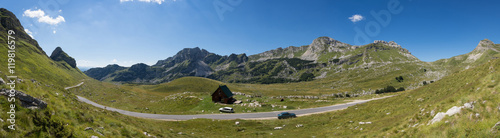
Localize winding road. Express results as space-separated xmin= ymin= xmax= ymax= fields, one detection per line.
xmin=76 ymin=95 xmax=393 ymax=121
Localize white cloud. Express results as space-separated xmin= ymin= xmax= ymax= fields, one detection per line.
xmin=112 ymin=59 xmax=118 ymax=63
xmin=23 ymin=9 xmax=65 ymax=25
xmin=24 ymin=29 xmax=34 ymax=39
xmin=349 ymin=14 xmax=364 ymax=23
xmin=53 ymin=30 xmax=57 ymax=34
xmin=120 ymin=0 xmax=167 ymax=4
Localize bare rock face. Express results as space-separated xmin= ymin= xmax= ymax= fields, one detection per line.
xmin=373 ymin=40 xmax=401 ymax=48
xmin=0 ymin=89 xmax=47 ymax=109
xmin=473 ymin=39 xmax=498 ymax=53
xmin=301 ymin=37 xmax=353 ymax=61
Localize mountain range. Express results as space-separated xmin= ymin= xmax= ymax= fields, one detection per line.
xmin=84 ymin=36 xmax=499 ymax=85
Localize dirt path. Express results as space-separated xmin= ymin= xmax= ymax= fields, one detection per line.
xmin=65 ymin=82 xmax=84 ymax=90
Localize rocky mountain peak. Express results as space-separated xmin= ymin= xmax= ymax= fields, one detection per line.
xmin=50 ymin=47 xmax=77 ymax=68
xmin=473 ymin=39 xmax=497 ymax=53
xmin=176 ymin=47 xmax=209 ymax=60
xmin=373 ymin=40 xmax=401 ymax=48
xmin=155 ymin=47 xmax=210 ymax=67
xmin=310 ymin=37 xmax=351 ymax=48
xmin=301 ymin=37 xmax=353 ymax=61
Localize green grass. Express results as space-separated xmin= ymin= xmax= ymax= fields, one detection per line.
xmin=81 ymin=57 xmax=500 ymax=137
xmin=61 ymin=56 xmax=500 ymax=137
xmin=72 ymin=76 xmax=387 ymax=115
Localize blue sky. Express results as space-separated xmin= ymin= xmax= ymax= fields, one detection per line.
xmin=2 ymin=0 xmax=500 ymax=67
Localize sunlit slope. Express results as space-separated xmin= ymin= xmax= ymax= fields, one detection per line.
xmin=286 ymin=56 xmax=500 ymax=137
xmin=0 ymin=8 xmax=184 ymax=137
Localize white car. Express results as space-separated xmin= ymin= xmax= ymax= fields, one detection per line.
xmin=219 ymin=107 xmax=234 ymax=113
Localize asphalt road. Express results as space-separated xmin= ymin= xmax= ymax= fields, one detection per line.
xmin=77 ymin=95 xmax=393 ymax=120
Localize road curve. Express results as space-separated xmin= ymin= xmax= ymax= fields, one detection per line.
xmin=77 ymin=95 xmax=394 ymax=120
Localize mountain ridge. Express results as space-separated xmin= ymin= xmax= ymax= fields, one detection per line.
xmin=84 ymin=36 xmax=430 ymax=84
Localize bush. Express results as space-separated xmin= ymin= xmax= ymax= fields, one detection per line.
xmin=331 ymin=58 xmax=340 ymax=63
xmin=375 ymin=86 xmax=405 ymax=94
xmin=299 ymin=73 xmax=315 ymax=81
xmin=32 ymin=110 xmax=73 ymax=137
xmin=395 ymin=76 xmax=404 ymax=82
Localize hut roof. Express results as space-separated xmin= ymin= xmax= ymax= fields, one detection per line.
xmin=213 ymin=85 xmax=233 ymax=98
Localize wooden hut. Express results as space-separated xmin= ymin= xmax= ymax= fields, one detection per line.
xmin=211 ymin=85 xmax=236 ymax=104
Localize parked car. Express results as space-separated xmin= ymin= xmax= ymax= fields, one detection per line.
xmin=219 ymin=107 xmax=234 ymax=113
xmin=278 ymin=112 xmax=296 ymax=119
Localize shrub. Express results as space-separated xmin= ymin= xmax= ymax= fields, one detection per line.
xmin=299 ymin=73 xmax=315 ymax=81
xmin=331 ymin=58 xmax=340 ymax=63
xmin=375 ymin=86 xmax=405 ymax=94
xmin=395 ymin=76 xmax=404 ymax=82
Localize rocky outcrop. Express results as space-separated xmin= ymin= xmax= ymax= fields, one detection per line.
xmin=473 ymin=39 xmax=499 ymax=53
xmin=301 ymin=37 xmax=355 ymax=61
xmin=50 ymin=47 xmax=77 ymax=68
xmin=0 ymin=89 xmax=47 ymax=109
xmin=373 ymin=40 xmax=401 ymax=48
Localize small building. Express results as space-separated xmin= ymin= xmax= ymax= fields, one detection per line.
xmin=212 ymin=85 xmax=236 ymax=104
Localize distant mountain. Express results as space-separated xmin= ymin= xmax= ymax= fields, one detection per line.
xmin=84 ymin=47 xmax=251 ymax=83
xmin=84 ymin=64 xmax=127 ymax=81
xmin=84 ymin=36 xmax=429 ymax=84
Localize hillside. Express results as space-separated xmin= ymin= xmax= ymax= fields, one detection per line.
xmin=0 ymin=8 xmax=210 ymax=137
xmin=432 ymin=39 xmax=500 ymax=74
xmin=70 ymin=52 xmax=500 ymax=137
